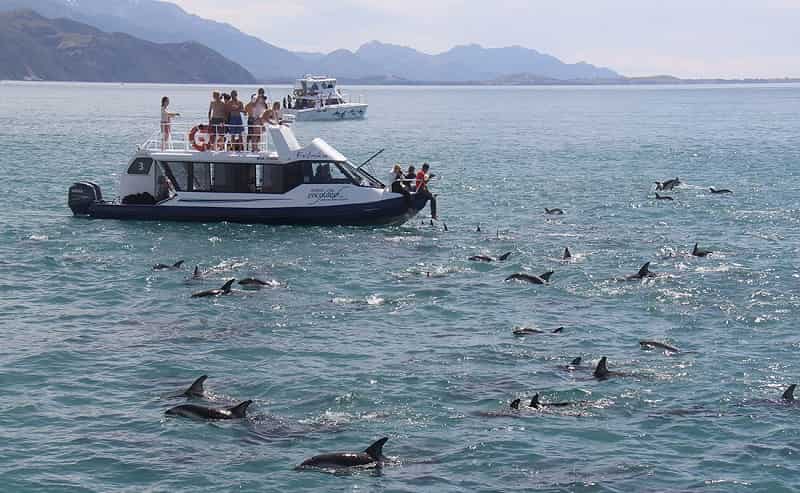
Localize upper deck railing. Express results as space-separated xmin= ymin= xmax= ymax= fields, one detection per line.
xmin=142 ymin=121 xmax=289 ymax=154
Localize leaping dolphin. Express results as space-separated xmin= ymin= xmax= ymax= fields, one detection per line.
xmin=655 ymin=192 xmax=674 ymax=201
xmin=191 ymin=279 xmax=235 ymax=298
xmin=505 ymin=271 xmax=554 ymax=284
xmin=297 ymin=437 xmax=389 ymax=470
xmin=165 ymin=400 xmax=252 ymax=420
xmin=153 ymin=260 xmax=184 ymax=270
xmin=655 ymin=177 xmax=681 ymax=191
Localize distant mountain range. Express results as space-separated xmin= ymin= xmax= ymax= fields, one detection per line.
xmin=0 ymin=10 xmax=254 ymax=83
xmin=0 ymin=0 xmax=622 ymax=83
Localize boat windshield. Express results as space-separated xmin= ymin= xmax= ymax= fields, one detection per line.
xmin=338 ymin=160 xmax=383 ymax=188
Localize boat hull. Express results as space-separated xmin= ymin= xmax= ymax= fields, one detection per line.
xmin=286 ymin=103 xmax=368 ymax=121
xmin=81 ymin=194 xmax=428 ymax=226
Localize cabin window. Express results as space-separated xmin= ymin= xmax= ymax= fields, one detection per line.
xmin=213 ymin=164 xmax=256 ymax=193
xmin=127 ymin=158 xmax=153 ymax=175
xmin=304 ymin=162 xmax=355 ymax=185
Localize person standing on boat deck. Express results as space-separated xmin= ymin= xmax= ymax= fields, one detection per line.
xmin=268 ymin=101 xmax=282 ymax=125
xmin=221 ymin=93 xmax=232 ymax=150
xmin=405 ymin=165 xmax=417 ymax=192
xmin=248 ymin=88 xmax=268 ymax=151
xmin=208 ymin=91 xmax=226 ymax=151
xmin=416 ymin=163 xmax=438 ymax=219
xmin=160 ymin=96 xmax=179 ymax=150
xmin=227 ymin=90 xmax=245 ymax=151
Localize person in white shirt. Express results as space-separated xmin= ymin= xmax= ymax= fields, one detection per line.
xmin=160 ymin=96 xmax=179 ymax=150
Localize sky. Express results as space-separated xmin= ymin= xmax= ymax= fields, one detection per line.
xmin=171 ymin=0 xmax=800 ymax=78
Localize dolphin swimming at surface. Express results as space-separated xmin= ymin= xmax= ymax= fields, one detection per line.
xmin=153 ymin=260 xmax=184 ymax=270
xmin=783 ymin=384 xmax=796 ymax=401
xmin=562 ymin=247 xmax=572 ymax=260
xmin=691 ymin=243 xmax=712 ymax=257
xmin=639 ymin=340 xmax=680 ymax=353
xmin=469 ymin=252 xmax=512 ymax=262
xmin=622 ymin=262 xmax=656 ymax=281
xmin=191 ymin=279 xmax=235 ymax=298
xmin=709 ymin=187 xmax=733 ymax=194
xmin=505 ymin=271 xmax=554 ymax=284
xmin=545 ymin=208 xmax=564 ymax=215
xmin=297 ymin=437 xmax=389 ymax=470
xmin=181 ymin=375 xmax=208 ymax=397
xmin=165 ymin=400 xmax=252 ymax=420
xmin=593 ymin=357 xmax=628 ymax=380
xmin=513 ymin=326 xmax=563 ymax=335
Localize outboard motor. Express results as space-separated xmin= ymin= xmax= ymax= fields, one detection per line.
xmin=68 ymin=181 xmax=102 ymax=216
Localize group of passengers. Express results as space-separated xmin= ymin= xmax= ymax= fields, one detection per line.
xmin=159 ymin=88 xmax=284 ymax=151
xmin=389 ymin=163 xmax=437 ymax=219
xmin=208 ymin=88 xmax=283 ymax=151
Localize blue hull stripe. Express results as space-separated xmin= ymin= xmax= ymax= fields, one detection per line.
xmin=86 ymin=195 xmax=429 ymax=226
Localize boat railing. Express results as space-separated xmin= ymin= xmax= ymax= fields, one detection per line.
xmin=141 ymin=122 xmax=286 ymax=153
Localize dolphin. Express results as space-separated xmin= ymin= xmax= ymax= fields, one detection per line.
xmin=153 ymin=260 xmax=184 ymax=270
xmin=623 ymin=262 xmax=656 ymax=281
xmin=476 ymin=224 xmax=481 ymax=232
xmin=182 ymin=375 xmax=208 ymax=397
xmin=561 ymin=356 xmax=582 ymax=371
xmin=563 ymin=247 xmax=572 ymax=260
xmin=191 ymin=265 xmax=203 ymax=279
xmin=297 ymin=437 xmax=388 ymax=469
xmin=238 ymin=278 xmax=270 ymax=287
xmin=545 ymin=208 xmax=564 ymax=215
xmin=593 ymin=356 xmax=626 ymax=380
xmin=783 ymin=384 xmax=797 ymax=401
xmin=468 ymin=252 xmax=512 ymax=262
xmin=692 ymin=243 xmax=712 ymax=257
xmin=656 ymin=177 xmax=681 ymax=191
xmin=639 ymin=340 xmax=680 ymax=353
xmin=191 ymin=279 xmax=235 ymax=298
xmin=443 ymin=223 xmax=449 ymax=232
xmin=528 ymin=393 xmax=582 ymax=409
xmin=709 ymin=187 xmax=733 ymax=194
xmin=513 ymin=326 xmax=563 ymax=335
xmin=655 ymin=192 xmax=674 ymax=201
xmin=165 ymin=400 xmax=252 ymax=420
xmin=505 ymin=271 xmax=554 ymax=284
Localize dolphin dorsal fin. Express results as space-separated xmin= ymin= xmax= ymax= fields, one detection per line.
xmin=221 ymin=279 xmax=236 ymax=293
xmin=570 ymin=357 xmax=582 ymax=366
xmin=228 ymin=400 xmax=253 ymax=418
xmin=529 ymin=394 xmax=541 ymax=408
xmin=594 ymin=357 xmax=609 ymax=378
xmin=563 ymin=247 xmax=571 ymax=260
xmin=544 ymin=208 xmax=550 ymax=214
xmin=510 ymin=398 xmax=521 ymax=410
xmin=539 ymin=271 xmax=554 ymax=282
xmin=173 ymin=260 xmax=184 ymax=268
xmin=552 ymin=327 xmax=564 ymax=334
xmin=193 ymin=265 xmax=200 ymax=278
xmin=364 ymin=437 xmax=389 ymax=460
xmin=637 ymin=262 xmax=651 ymax=278
xmin=692 ymin=243 xmax=699 ymax=255
xmin=185 ymin=375 xmax=207 ymax=396
xmin=783 ymin=384 xmax=796 ymax=401
xmin=498 ymin=252 xmax=512 ymax=261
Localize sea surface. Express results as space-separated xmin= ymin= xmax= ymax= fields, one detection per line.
xmin=1 ymin=81 xmax=799 ymax=492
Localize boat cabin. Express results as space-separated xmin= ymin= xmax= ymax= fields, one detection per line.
xmin=292 ymin=75 xmax=346 ymax=109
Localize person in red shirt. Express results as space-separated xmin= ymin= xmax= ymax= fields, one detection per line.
xmin=415 ymin=163 xmax=437 ymax=219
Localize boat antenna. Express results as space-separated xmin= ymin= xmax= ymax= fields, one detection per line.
xmin=357 ymin=149 xmax=385 ymax=170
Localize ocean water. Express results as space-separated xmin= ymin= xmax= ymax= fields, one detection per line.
xmin=1 ymin=81 xmax=799 ymax=492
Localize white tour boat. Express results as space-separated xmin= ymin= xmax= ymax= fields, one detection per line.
xmin=284 ymin=76 xmax=367 ymax=121
xmin=67 ymin=122 xmax=430 ymax=225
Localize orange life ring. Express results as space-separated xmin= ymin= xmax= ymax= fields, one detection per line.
xmin=188 ymin=125 xmax=210 ymax=151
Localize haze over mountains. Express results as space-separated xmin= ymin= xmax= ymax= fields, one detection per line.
xmin=0 ymin=0 xmax=622 ymax=83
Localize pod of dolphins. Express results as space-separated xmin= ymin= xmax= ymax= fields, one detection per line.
xmin=146 ymin=176 xmax=787 ymax=474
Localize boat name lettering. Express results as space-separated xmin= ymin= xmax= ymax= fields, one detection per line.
xmin=307 ymin=187 xmax=347 ymax=204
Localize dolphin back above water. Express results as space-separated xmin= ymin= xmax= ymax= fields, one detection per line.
xmin=297 ymin=437 xmax=389 ymax=469
xmin=165 ymin=400 xmax=252 ymax=420
xmin=505 ymin=271 xmax=554 ymax=284
xmin=623 ymin=262 xmax=655 ymax=281
xmin=783 ymin=384 xmax=796 ymax=401
xmin=154 ymin=260 xmax=184 ymax=270
xmin=183 ymin=375 xmax=207 ymax=397
xmin=191 ymin=279 xmax=235 ymax=298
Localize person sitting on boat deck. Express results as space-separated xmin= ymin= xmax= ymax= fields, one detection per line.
xmin=416 ymin=163 xmax=438 ymax=219
xmin=227 ymin=90 xmax=245 ymax=151
xmin=389 ymin=164 xmax=412 ymax=203
xmin=160 ymin=96 xmax=179 ymax=150
xmin=405 ymin=165 xmax=417 ymax=192
xmin=208 ymin=91 xmax=226 ymax=151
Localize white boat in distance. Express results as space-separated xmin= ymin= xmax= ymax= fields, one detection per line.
xmin=284 ymin=76 xmax=368 ymax=121
xmin=67 ymin=122 xmax=429 ymax=225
